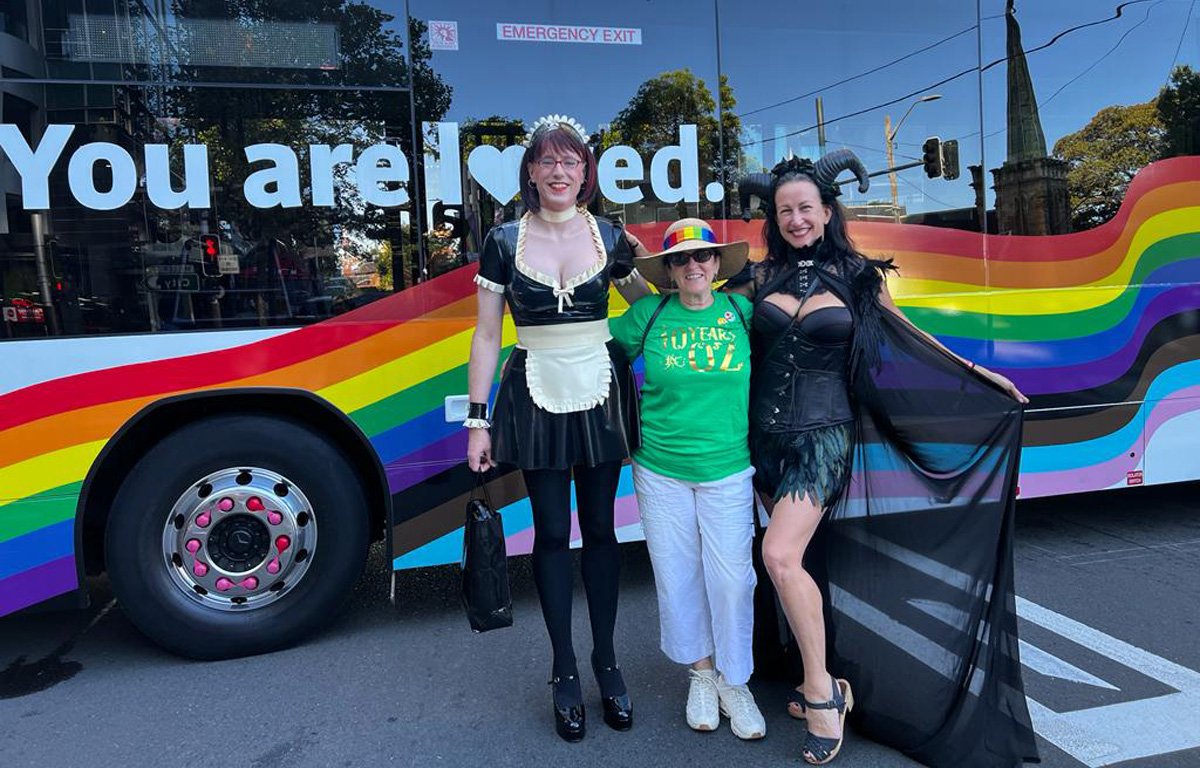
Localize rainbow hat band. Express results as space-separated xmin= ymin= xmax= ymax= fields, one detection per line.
xmin=662 ymin=225 xmax=718 ymax=251
xmin=634 ymin=217 xmax=750 ymax=290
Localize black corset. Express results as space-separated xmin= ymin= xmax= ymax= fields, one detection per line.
xmin=750 ymin=300 xmax=854 ymax=432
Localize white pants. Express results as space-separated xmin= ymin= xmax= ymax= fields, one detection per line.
xmin=632 ymin=462 xmax=757 ymax=685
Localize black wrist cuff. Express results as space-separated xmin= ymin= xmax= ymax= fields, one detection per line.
xmin=468 ymin=401 xmax=489 ymax=420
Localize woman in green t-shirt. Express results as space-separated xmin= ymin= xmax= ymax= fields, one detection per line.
xmin=610 ymin=218 xmax=766 ymax=741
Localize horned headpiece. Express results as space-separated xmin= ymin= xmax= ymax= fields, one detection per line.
xmin=737 ymin=149 xmax=870 ymax=221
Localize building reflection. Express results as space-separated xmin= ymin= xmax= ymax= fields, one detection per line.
xmin=990 ymin=0 xmax=1071 ymax=236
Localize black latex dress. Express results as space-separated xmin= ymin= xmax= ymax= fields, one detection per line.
xmin=476 ymin=213 xmax=640 ymax=470
xmin=735 ymin=245 xmax=1040 ymax=767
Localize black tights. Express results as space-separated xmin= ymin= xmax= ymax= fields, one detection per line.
xmin=524 ymin=461 xmax=623 ymax=686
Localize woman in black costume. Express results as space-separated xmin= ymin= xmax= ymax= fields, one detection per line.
xmin=465 ymin=115 xmax=651 ymax=743
xmin=730 ymin=151 xmax=1039 ymax=766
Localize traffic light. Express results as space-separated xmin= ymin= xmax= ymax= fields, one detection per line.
xmin=922 ymin=137 xmax=942 ymax=179
xmin=940 ymin=139 xmax=960 ymax=181
xmin=199 ymin=234 xmax=221 ymax=276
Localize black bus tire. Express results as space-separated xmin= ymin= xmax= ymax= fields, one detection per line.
xmin=105 ymin=412 xmax=370 ymax=660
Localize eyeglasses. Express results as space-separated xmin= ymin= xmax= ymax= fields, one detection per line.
xmin=664 ymin=250 xmax=718 ymax=267
xmin=536 ymin=157 xmax=582 ymax=171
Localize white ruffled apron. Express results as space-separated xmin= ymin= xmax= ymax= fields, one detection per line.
xmin=515 ymin=319 xmax=612 ymax=414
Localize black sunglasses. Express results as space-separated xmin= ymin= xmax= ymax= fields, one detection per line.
xmin=664 ymin=250 xmax=718 ymax=268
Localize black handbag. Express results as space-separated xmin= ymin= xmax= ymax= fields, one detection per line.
xmin=460 ymin=472 xmax=513 ymax=633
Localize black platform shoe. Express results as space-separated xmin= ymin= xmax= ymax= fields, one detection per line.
xmin=549 ymin=674 xmax=586 ymax=742
xmin=591 ymin=656 xmax=633 ymax=731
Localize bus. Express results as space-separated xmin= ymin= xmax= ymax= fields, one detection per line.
xmin=2 ymin=0 xmax=1197 ymax=658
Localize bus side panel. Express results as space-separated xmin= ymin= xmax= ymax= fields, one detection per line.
xmin=0 ymin=268 xmax=480 ymax=616
xmin=1018 ymin=404 xmax=1145 ymax=498
xmin=0 ymin=486 xmax=84 ymax=614
xmin=1144 ymin=394 xmax=1200 ymax=486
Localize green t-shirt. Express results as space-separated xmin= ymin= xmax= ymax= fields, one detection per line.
xmin=610 ymin=292 xmax=752 ymax=483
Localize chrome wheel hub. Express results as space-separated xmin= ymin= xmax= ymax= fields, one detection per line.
xmin=161 ymin=467 xmax=317 ymax=612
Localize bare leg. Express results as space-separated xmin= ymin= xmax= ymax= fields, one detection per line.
xmin=691 ymin=656 xmax=714 ymax=671
xmin=760 ymin=491 xmax=840 ymax=746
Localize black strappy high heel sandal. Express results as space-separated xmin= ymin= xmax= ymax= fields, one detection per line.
xmin=801 ymin=678 xmax=854 ymax=765
xmin=591 ymin=653 xmax=633 ymax=731
xmin=549 ymin=674 xmax=586 ymax=743
xmin=788 ymin=686 xmax=807 ymax=720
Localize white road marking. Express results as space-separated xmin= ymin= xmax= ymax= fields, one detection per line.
xmin=831 ymin=528 xmax=1200 ymax=766
xmin=907 ymin=597 xmax=1120 ymax=691
xmin=1017 ymin=597 xmax=1200 ymax=767
xmin=1017 ymin=640 xmax=1120 ymax=691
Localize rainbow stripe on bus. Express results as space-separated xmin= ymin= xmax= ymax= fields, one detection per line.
xmin=2 ymin=156 xmax=1197 ymax=616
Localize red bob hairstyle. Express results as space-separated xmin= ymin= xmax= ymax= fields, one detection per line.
xmin=519 ymin=127 xmax=599 ymax=212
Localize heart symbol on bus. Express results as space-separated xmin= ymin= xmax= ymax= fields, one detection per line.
xmin=467 ymin=144 xmax=525 ymax=203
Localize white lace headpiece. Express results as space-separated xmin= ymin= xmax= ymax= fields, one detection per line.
xmin=525 ymin=114 xmax=589 ymax=146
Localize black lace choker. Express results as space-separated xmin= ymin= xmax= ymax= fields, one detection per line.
xmin=783 ymin=241 xmax=822 ymax=298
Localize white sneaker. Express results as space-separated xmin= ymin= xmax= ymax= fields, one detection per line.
xmin=716 ymin=674 xmax=766 ymax=740
xmin=686 ymin=668 xmax=720 ymax=731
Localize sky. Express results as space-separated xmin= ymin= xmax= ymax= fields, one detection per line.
xmin=403 ymin=0 xmax=1200 ymax=214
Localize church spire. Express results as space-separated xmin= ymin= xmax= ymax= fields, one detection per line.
xmin=1005 ymin=0 xmax=1049 ymax=163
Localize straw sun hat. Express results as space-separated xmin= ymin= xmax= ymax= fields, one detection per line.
xmin=634 ymin=218 xmax=749 ymax=291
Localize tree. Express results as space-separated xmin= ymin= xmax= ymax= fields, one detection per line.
xmin=458 ymin=116 xmax=527 ymax=154
xmin=602 ymin=69 xmax=743 ymax=216
xmin=166 ymin=5 xmax=452 ymax=286
xmin=1158 ymin=65 xmax=1200 ymax=158
xmin=1052 ymin=100 xmax=1164 ymax=231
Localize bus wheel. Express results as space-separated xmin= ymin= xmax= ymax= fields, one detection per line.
xmin=105 ymin=413 xmax=370 ymax=659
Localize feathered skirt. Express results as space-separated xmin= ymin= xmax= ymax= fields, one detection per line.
xmin=750 ymin=421 xmax=853 ymax=509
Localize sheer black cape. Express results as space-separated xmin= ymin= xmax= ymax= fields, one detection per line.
xmin=750 ymin=259 xmax=1040 ymax=767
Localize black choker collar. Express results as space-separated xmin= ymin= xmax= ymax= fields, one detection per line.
xmin=787 ymin=239 xmax=825 ymax=266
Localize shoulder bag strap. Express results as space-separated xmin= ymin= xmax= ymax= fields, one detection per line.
xmin=637 ymin=294 xmax=673 ymax=358
xmin=470 ymin=469 xmax=495 ymax=511
xmin=726 ymin=294 xmax=749 ymax=332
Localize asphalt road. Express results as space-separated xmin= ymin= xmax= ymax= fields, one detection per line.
xmin=2 ymin=483 xmax=1199 ymax=768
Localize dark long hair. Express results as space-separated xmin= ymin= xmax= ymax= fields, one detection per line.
xmin=518 ymin=128 xmax=599 ymax=212
xmin=762 ymin=170 xmax=862 ymax=273
xmin=740 ymin=152 xmax=897 ymax=371
xmin=737 ymin=151 xmax=886 ymax=284
xmin=751 ymin=158 xmax=898 ymax=373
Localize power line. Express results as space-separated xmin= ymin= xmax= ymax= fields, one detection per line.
xmin=1039 ymin=0 xmax=1163 ymax=109
xmin=1168 ymin=0 xmax=1197 ymax=77
xmin=823 ymin=138 xmax=921 ymax=162
xmin=979 ymin=0 xmax=1157 ymax=72
xmin=742 ymin=2 xmax=1155 ymax=150
xmin=846 ymin=140 xmax=920 ymax=162
xmin=951 ymin=0 xmax=1163 ymax=149
xmin=899 ymin=175 xmax=959 ymax=210
xmin=736 ymin=1 xmax=1154 ymax=131
xmin=740 ymin=67 xmax=975 ymax=149
xmin=736 ymin=25 xmax=977 ymax=119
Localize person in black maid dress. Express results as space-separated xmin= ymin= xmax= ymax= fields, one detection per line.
xmin=464 ymin=114 xmax=652 ymax=743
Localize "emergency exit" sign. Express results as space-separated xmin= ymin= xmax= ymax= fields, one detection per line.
xmin=496 ymin=23 xmax=641 ymax=45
